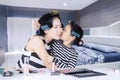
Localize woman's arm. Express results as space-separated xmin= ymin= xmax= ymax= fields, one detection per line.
xmin=31 ymin=36 xmax=54 ymax=69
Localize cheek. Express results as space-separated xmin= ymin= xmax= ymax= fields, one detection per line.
xmin=65 ymin=32 xmax=70 ymax=37
xmin=50 ymin=31 xmax=59 ymax=38
xmin=50 ymin=29 xmax=56 ymax=33
xmin=48 ymin=30 xmax=55 ymax=35
xmin=62 ymin=33 xmax=68 ymax=39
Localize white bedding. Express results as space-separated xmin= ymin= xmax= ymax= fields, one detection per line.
xmin=1 ymin=52 xmax=22 ymax=68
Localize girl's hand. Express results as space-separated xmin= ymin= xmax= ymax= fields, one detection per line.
xmin=33 ymin=20 xmax=41 ymax=30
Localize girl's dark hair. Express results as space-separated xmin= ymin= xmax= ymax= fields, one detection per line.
xmin=69 ymin=21 xmax=84 ymax=46
xmin=37 ymin=11 xmax=63 ymax=36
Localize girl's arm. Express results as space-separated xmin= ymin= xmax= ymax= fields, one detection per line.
xmin=53 ymin=53 xmax=78 ymax=68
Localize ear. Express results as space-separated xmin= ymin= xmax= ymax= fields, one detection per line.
xmin=73 ymin=36 xmax=76 ymax=41
xmin=70 ymin=36 xmax=76 ymax=42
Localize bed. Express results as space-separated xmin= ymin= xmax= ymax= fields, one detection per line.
xmin=1 ymin=37 xmax=120 ymax=67
xmin=72 ymin=42 xmax=120 ymax=65
xmin=1 ymin=43 xmax=120 ymax=68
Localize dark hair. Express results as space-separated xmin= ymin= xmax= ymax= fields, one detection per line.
xmin=37 ymin=11 xmax=63 ymax=36
xmin=69 ymin=21 xmax=84 ymax=46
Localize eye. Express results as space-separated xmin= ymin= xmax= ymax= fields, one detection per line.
xmin=53 ymin=25 xmax=62 ymax=29
xmin=59 ymin=25 xmax=62 ymax=28
xmin=54 ymin=26 xmax=58 ymax=29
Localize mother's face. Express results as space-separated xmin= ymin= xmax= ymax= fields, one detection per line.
xmin=47 ymin=17 xmax=63 ymax=40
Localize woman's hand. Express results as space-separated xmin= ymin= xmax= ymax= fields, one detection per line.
xmin=43 ymin=55 xmax=54 ymax=64
xmin=43 ymin=55 xmax=54 ymax=70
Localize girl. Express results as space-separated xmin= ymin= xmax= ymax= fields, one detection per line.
xmin=49 ymin=21 xmax=84 ymax=68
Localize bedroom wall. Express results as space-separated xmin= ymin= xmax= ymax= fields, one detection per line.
xmin=90 ymin=21 xmax=120 ymax=36
xmin=7 ymin=6 xmax=74 ymax=26
xmin=0 ymin=5 xmax=75 ymax=52
xmin=0 ymin=5 xmax=8 ymax=51
xmin=82 ymin=22 xmax=120 ymax=49
xmin=79 ymin=0 xmax=120 ymax=28
xmin=79 ymin=0 xmax=120 ymax=48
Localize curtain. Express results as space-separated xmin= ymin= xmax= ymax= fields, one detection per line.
xmin=7 ymin=17 xmax=36 ymax=52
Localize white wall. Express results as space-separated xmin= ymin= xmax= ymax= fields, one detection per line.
xmin=90 ymin=26 xmax=108 ymax=36
xmin=108 ymin=21 xmax=120 ymax=36
xmin=90 ymin=20 xmax=120 ymax=36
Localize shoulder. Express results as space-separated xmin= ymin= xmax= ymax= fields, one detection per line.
xmin=30 ymin=36 xmax=44 ymax=45
xmin=32 ymin=36 xmax=42 ymax=41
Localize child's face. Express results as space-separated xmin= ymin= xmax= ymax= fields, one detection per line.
xmin=61 ymin=24 xmax=72 ymax=41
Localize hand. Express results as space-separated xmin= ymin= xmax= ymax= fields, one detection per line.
xmin=43 ymin=55 xmax=54 ymax=64
xmin=33 ymin=20 xmax=41 ymax=30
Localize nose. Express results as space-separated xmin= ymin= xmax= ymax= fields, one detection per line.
xmin=58 ymin=27 xmax=63 ymax=33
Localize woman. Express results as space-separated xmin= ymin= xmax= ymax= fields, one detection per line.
xmin=49 ymin=20 xmax=84 ymax=68
xmin=16 ymin=11 xmax=63 ymax=70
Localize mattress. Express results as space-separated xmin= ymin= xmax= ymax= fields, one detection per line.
xmin=73 ymin=45 xmax=120 ymax=65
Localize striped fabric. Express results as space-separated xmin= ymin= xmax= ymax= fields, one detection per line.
xmin=16 ymin=38 xmax=50 ymax=69
xmin=16 ymin=51 xmax=46 ymax=69
xmin=50 ymin=40 xmax=78 ymax=68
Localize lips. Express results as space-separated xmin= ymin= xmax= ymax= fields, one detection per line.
xmin=58 ymin=34 xmax=62 ymax=37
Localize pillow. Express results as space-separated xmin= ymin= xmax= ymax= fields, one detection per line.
xmin=93 ymin=44 xmax=116 ymax=53
xmin=83 ymin=43 xmax=116 ymax=53
xmin=83 ymin=43 xmax=96 ymax=49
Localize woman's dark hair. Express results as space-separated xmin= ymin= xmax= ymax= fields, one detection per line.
xmin=37 ymin=11 xmax=63 ymax=36
xmin=69 ymin=21 xmax=84 ymax=46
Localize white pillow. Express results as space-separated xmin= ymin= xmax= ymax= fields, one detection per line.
xmin=83 ymin=43 xmax=96 ymax=49
xmin=83 ymin=43 xmax=116 ymax=53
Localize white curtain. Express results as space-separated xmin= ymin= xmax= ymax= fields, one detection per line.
xmin=7 ymin=17 xmax=35 ymax=52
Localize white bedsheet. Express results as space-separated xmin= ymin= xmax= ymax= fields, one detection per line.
xmin=1 ymin=52 xmax=22 ymax=68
